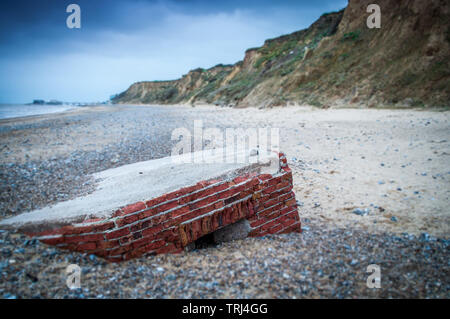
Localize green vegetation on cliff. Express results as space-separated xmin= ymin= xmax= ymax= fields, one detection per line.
xmin=113 ymin=0 xmax=450 ymax=108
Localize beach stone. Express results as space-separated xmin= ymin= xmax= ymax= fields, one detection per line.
xmin=352 ymin=208 xmax=369 ymax=216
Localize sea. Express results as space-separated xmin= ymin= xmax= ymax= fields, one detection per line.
xmin=0 ymin=104 xmax=78 ymax=120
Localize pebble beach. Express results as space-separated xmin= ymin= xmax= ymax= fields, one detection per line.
xmin=0 ymin=104 xmax=449 ymax=298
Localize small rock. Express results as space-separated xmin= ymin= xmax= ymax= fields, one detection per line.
xmin=156 ymin=267 xmax=164 ymax=273
xmin=166 ymin=274 xmax=176 ymax=281
xmin=353 ymin=208 xmax=369 ymax=216
xmin=420 ymin=233 xmax=430 ymax=242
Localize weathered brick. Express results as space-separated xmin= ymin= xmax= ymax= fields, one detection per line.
xmin=224 ymin=194 xmax=240 ymax=205
xmin=97 ymin=239 xmax=119 ymax=250
xmin=75 ymin=242 xmax=97 ymax=251
xmin=190 ymin=194 xmax=219 ymax=210
xmin=247 ymin=200 xmax=255 ymax=217
xmin=65 ymin=233 xmax=104 ymax=243
xmin=40 ymin=236 xmax=65 ymax=246
xmin=116 ymin=214 xmax=140 ymax=227
xmin=191 ymin=219 xmax=202 ymax=241
xmin=32 ymin=225 xmax=75 ymax=237
xmin=248 ymin=229 xmax=262 ymax=237
xmin=246 ymin=178 xmax=260 ymax=188
xmin=282 ymin=167 xmax=292 ymax=173
xmin=230 ymin=206 xmax=240 ymax=223
xmin=279 ymin=215 xmax=298 ymax=228
xmin=138 ymin=208 xmax=157 ymax=220
xmin=262 ymin=185 xmax=276 ymax=195
xmin=259 ymin=203 xmax=283 ymax=217
xmin=258 ymin=174 xmax=273 ymax=181
xmin=21 ymin=153 xmax=300 ymax=262
xmin=263 ymin=198 xmax=278 ymax=208
xmin=202 ymin=215 xmax=212 ymax=234
xmin=175 ymin=210 xmax=199 ymax=224
xmin=119 ymin=234 xmax=134 ymax=245
xmin=83 ymin=217 xmax=103 ymax=224
xmin=112 ymin=209 xmax=124 ymax=217
xmin=233 ymin=176 xmax=249 ymax=184
xmin=217 ymin=188 xmax=236 ymax=200
xmin=130 ymin=221 xmax=145 ymax=233
xmin=260 ymin=219 xmax=279 ymax=232
xmin=285 ymin=198 xmax=297 ymax=207
xmin=155 ymin=243 xmax=177 ymax=254
xmin=181 ymin=184 xmax=203 ymax=194
xmin=252 ymin=192 xmax=261 ymax=200
xmin=145 ymin=196 xmax=167 ymax=208
xmin=159 ymin=228 xmax=178 ymax=242
xmin=267 ymin=176 xmax=282 ymax=186
xmin=108 ymin=245 xmax=131 ymax=256
xmin=171 ymin=206 xmax=190 ymax=218
xmin=93 ymin=221 xmax=115 ymax=232
xmin=269 ymin=223 xmax=284 ymax=234
xmin=145 ymin=240 xmax=166 ymax=252
xmin=179 ymin=224 xmax=188 ymax=247
xmin=223 ymin=207 xmax=232 ymax=225
xmin=279 ymin=222 xmax=301 ymax=234
xmin=278 ymin=192 xmax=293 ymax=202
xmin=266 ymin=209 xmax=283 ymax=220
xmin=157 ymin=200 xmax=179 ymax=213
xmin=105 ymin=227 xmax=130 ymax=240
xmin=122 ymin=202 xmax=146 ymax=215
xmin=70 ymin=225 xmax=95 ymax=235
xmin=211 ymin=182 xmax=230 ymax=194
xmin=250 ymin=217 xmax=267 ymax=228
xmin=184 ymin=223 xmax=193 ymax=244
xmin=142 ymin=224 xmax=164 ymax=237
xmin=131 ymin=236 xmax=151 ymax=249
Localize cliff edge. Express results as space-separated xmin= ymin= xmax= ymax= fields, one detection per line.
xmin=113 ymin=0 xmax=450 ymax=108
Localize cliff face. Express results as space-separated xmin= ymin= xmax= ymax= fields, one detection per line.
xmin=113 ymin=0 xmax=450 ymax=108
xmin=112 ymin=64 xmax=234 ymax=105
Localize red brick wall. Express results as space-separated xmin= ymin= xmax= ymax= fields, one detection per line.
xmin=27 ymin=153 xmax=301 ymax=262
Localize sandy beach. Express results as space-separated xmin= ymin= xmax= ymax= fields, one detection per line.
xmin=0 ymin=104 xmax=449 ymax=298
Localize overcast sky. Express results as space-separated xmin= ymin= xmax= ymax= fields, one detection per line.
xmin=0 ymin=0 xmax=347 ymax=103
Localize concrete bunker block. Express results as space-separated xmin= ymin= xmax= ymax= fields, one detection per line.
xmin=0 ymin=148 xmax=301 ymax=262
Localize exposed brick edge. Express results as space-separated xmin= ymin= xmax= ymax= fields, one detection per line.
xmin=26 ymin=152 xmax=301 ymax=262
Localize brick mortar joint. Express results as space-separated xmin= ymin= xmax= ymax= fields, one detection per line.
xmin=102 ymin=174 xmax=290 ymax=235
xmin=33 ymin=173 xmax=294 ymax=240
xmin=250 ymin=207 xmax=299 ymax=230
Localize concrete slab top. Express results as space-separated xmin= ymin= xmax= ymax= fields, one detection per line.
xmin=0 ymin=149 xmax=279 ymax=229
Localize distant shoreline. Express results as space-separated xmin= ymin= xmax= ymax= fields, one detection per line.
xmin=0 ymin=104 xmax=91 ymax=121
